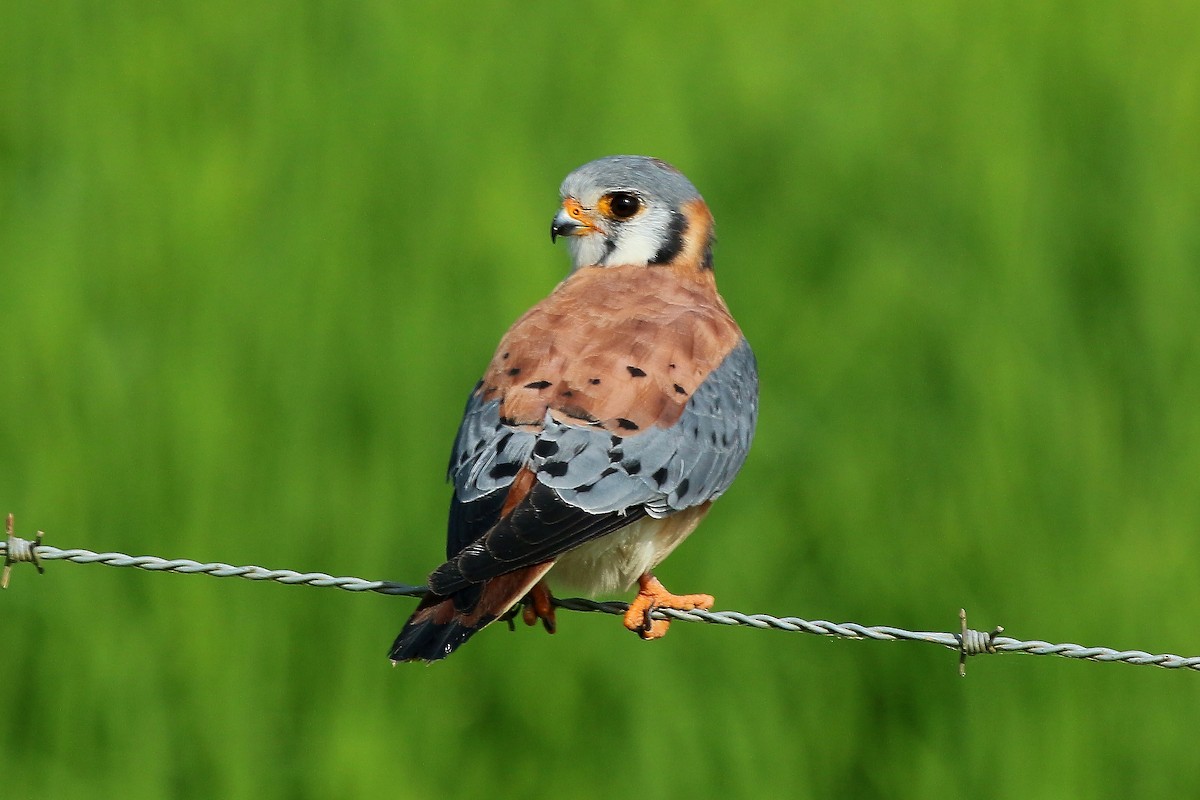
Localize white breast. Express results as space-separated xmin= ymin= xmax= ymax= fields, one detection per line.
xmin=547 ymin=506 xmax=710 ymax=596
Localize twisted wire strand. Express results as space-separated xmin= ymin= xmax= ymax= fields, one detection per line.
xmin=1 ymin=541 xmax=427 ymax=597
xmin=4 ymin=537 xmax=1199 ymax=672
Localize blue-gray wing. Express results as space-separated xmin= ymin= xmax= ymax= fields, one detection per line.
xmin=438 ymin=339 xmax=757 ymax=581
xmin=534 ymin=338 xmax=758 ymax=517
xmin=443 ymin=385 xmax=537 ymax=557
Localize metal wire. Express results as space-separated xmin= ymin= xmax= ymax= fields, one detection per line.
xmin=4 ymin=534 xmax=1199 ymax=672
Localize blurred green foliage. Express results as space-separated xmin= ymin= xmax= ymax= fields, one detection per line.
xmin=4 ymin=2 xmax=1200 ymax=798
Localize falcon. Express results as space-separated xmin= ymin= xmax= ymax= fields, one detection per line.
xmin=389 ymin=155 xmax=757 ymax=663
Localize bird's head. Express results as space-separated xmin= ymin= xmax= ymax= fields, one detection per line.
xmin=551 ymin=155 xmax=714 ymax=272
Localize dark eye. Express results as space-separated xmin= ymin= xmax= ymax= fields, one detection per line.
xmin=607 ymin=192 xmax=641 ymax=220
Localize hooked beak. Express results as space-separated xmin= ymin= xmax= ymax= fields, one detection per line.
xmin=550 ymin=197 xmax=598 ymax=243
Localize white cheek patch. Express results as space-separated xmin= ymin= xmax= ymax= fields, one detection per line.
xmin=567 ymin=209 xmax=674 ymax=270
xmin=603 ymin=222 xmax=666 ymax=266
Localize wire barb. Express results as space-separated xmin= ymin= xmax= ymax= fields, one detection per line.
xmin=958 ymin=608 xmax=1003 ymax=676
xmin=2 ymin=514 xmax=45 ymax=589
xmin=2 ymin=519 xmax=1199 ymax=673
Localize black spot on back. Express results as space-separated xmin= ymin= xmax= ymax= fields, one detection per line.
xmin=616 ymin=418 xmax=640 ymax=431
xmin=652 ymin=467 xmax=669 ymax=487
xmin=507 ymin=367 xmax=521 ymax=377
xmin=674 ymin=384 xmax=688 ymax=395
xmin=533 ymin=439 xmax=559 ymax=457
xmin=562 ymin=405 xmax=600 ymax=424
xmin=488 ymin=462 xmax=521 ymax=480
xmin=541 ymin=461 xmax=569 ymax=478
xmin=524 ymin=380 xmax=552 ymax=389
xmin=627 ymin=366 xmax=647 ymax=378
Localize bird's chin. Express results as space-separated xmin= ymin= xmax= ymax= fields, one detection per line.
xmin=567 ymin=234 xmax=611 ymax=271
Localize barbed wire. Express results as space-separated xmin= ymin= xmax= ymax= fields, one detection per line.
xmin=4 ymin=515 xmax=1199 ymax=674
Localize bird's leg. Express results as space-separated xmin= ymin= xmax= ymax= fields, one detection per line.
xmin=521 ymin=579 xmax=557 ymax=634
xmin=623 ymin=573 xmax=714 ymax=640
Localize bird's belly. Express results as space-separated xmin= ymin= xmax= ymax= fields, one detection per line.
xmin=547 ymin=505 xmax=711 ymax=596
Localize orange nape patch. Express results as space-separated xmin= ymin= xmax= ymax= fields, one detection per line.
xmin=674 ymin=199 xmax=714 ymax=272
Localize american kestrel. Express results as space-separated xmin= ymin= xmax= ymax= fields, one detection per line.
xmin=389 ymin=155 xmax=757 ymax=663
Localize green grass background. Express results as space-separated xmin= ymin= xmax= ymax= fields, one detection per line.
xmin=4 ymin=2 xmax=1200 ymax=797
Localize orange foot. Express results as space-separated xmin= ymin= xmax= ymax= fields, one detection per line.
xmin=623 ymin=574 xmax=714 ymax=640
xmin=521 ymin=580 xmax=557 ymax=634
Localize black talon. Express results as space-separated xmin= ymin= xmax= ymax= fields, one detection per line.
xmin=499 ymin=605 xmax=520 ymax=632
